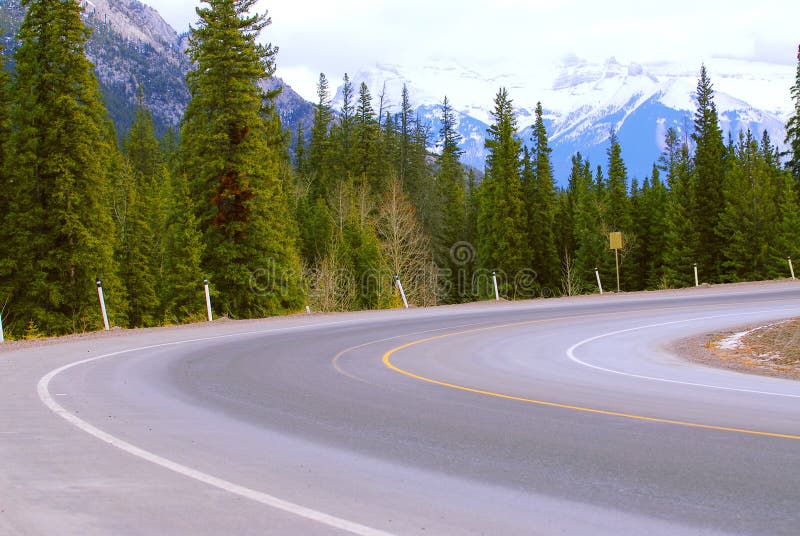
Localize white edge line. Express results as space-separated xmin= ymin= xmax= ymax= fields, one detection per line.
xmin=37 ymin=322 xmax=395 ymax=536
xmin=566 ymin=309 xmax=800 ymax=398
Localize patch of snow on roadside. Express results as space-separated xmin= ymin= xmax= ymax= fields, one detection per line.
xmin=716 ymin=320 xmax=791 ymax=350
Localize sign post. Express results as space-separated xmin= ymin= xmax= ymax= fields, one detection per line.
xmin=594 ymin=267 xmax=603 ymax=295
xmin=789 ymin=257 xmax=795 ymax=280
xmin=492 ymin=270 xmax=500 ymax=301
xmin=96 ymin=279 xmax=110 ymax=331
xmin=204 ymin=278 xmax=213 ymax=321
xmin=395 ymin=274 xmax=409 ymax=309
xmin=609 ymin=232 xmax=623 ymax=293
xmin=693 ymin=263 xmax=699 ymax=287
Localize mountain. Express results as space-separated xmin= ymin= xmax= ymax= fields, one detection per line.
xmin=337 ymin=57 xmax=793 ymax=184
xmin=0 ymin=0 xmax=311 ymax=139
xmin=1 ymin=1 xmax=794 ymax=183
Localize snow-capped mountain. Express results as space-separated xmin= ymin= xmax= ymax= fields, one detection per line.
xmin=334 ymin=57 xmax=794 ymax=184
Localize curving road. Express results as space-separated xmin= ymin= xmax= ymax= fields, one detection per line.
xmin=2 ymin=281 xmax=800 ymax=535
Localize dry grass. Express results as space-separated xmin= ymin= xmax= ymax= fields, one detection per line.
xmin=707 ymin=318 xmax=800 ymax=379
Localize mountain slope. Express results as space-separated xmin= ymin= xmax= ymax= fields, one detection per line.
xmin=339 ymin=57 xmax=792 ymax=183
xmin=0 ymin=0 xmax=310 ymax=139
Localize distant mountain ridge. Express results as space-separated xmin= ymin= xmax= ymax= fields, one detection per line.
xmin=1 ymin=1 xmax=793 ymax=183
xmin=341 ymin=57 xmax=793 ymax=183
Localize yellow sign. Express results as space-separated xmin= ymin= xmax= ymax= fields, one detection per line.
xmin=609 ymin=232 xmax=623 ymax=250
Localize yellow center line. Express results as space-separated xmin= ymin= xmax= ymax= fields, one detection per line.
xmin=381 ymin=320 xmax=800 ymax=441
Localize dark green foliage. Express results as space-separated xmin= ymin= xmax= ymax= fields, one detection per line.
xmin=785 ymin=45 xmax=800 ymax=188
xmin=572 ymin=154 xmax=610 ymax=288
xmin=117 ymin=99 xmax=166 ymax=326
xmin=435 ymin=96 xmax=468 ymax=303
xmin=692 ymin=65 xmax=727 ymax=279
xmin=477 ymin=88 xmax=528 ymax=296
xmin=661 ymin=128 xmax=697 ymax=287
xmin=524 ymin=103 xmax=560 ymax=293
xmin=1 ymin=0 xmax=122 ymax=336
xmin=161 ymin=172 xmax=206 ymax=322
xmin=181 ymin=0 xmax=305 ymax=318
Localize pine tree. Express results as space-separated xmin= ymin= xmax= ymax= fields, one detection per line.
xmin=118 ymin=97 xmax=165 ymax=326
xmin=771 ymin=171 xmax=800 ymax=275
xmin=642 ymin=165 xmax=669 ymax=288
xmin=717 ymin=130 xmax=777 ymax=281
xmin=0 ymin=41 xmax=10 ymax=241
xmin=181 ymin=0 xmax=305 ymax=317
xmin=661 ymin=128 xmax=698 ymax=287
xmin=161 ymin=172 xmax=206 ymax=322
xmin=525 ymin=102 xmax=560 ymax=293
xmin=477 ymin=88 xmax=528 ymax=297
xmin=331 ymin=73 xmax=355 ymax=178
xmin=572 ymin=155 xmax=609 ymax=290
xmin=307 ymin=72 xmax=334 ymax=199
xmin=352 ymin=81 xmax=380 ymax=189
xmin=435 ymin=96 xmax=467 ymax=303
xmin=785 ymin=45 xmax=800 ymax=189
xmin=1 ymin=0 xmax=122 ymax=335
xmin=692 ymin=65 xmax=727 ymax=280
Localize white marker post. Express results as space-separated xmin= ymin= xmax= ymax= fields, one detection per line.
xmin=693 ymin=263 xmax=699 ymax=287
xmin=789 ymin=257 xmax=795 ymax=280
xmin=492 ymin=270 xmax=500 ymax=301
xmin=594 ymin=268 xmax=603 ymax=295
xmin=305 ymin=305 xmax=311 ymax=314
xmin=96 ymin=279 xmax=110 ymax=331
xmin=0 ymin=311 xmax=5 ymax=343
xmin=395 ymin=274 xmax=409 ymax=309
xmin=203 ymin=278 xmax=213 ymax=322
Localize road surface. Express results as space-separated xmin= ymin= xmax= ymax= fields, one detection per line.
xmin=2 ymin=281 xmax=799 ymax=535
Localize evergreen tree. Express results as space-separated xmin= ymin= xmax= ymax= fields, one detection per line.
xmin=161 ymin=172 xmax=206 ymax=322
xmin=477 ymin=88 xmax=528 ymax=297
xmin=118 ymin=97 xmax=165 ymax=325
xmin=181 ymin=0 xmax=304 ymax=317
xmin=331 ymin=73 xmax=355 ymax=178
xmin=785 ymin=45 xmax=800 ymax=189
xmin=352 ymin=81 xmax=380 ymax=189
xmin=435 ymin=96 xmax=467 ymax=302
xmin=307 ymin=72 xmax=334 ymax=199
xmin=642 ymin=165 xmax=669 ymax=288
xmin=717 ymin=130 xmax=779 ymax=281
xmin=525 ymin=102 xmax=560 ymax=293
xmin=398 ymin=84 xmax=414 ymax=186
xmin=0 ymin=41 xmax=10 ymax=242
xmin=661 ymin=128 xmax=697 ymax=287
xmin=605 ymin=130 xmax=634 ymax=289
xmin=771 ymin=171 xmax=800 ymax=275
xmin=1 ymin=0 xmax=122 ymax=335
xmin=572 ymin=155 xmax=609 ymax=290
xmin=691 ymin=65 xmax=727 ymax=279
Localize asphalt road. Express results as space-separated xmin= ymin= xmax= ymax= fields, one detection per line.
xmin=2 ymin=281 xmax=800 ymax=535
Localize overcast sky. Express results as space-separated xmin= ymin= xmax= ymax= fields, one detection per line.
xmin=148 ymin=1 xmax=800 ymax=101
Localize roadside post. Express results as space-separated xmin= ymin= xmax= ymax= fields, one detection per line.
xmin=204 ymin=278 xmax=213 ymax=322
xmin=609 ymin=232 xmax=623 ymax=292
xmin=789 ymin=257 xmax=795 ymax=280
xmin=0 ymin=310 xmax=4 ymax=343
xmin=693 ymin=263 xmax=699 ymax=287
xmin=492 ymin=270 xmax=500 ymax=301
xmin=395 ymin=274 xmax=409 ymax=309
xmin=594 ymin=267 xmax=603 ymax=295
xmin=96 ymin=279 xmax=110 ymax=331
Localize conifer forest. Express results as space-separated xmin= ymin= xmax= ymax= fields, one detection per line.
xmin=1 ymin=0 xmax=800 ymax=337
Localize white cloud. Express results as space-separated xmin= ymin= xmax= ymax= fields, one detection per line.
xmin=148 ymin=0 xmax=800 ymax=101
